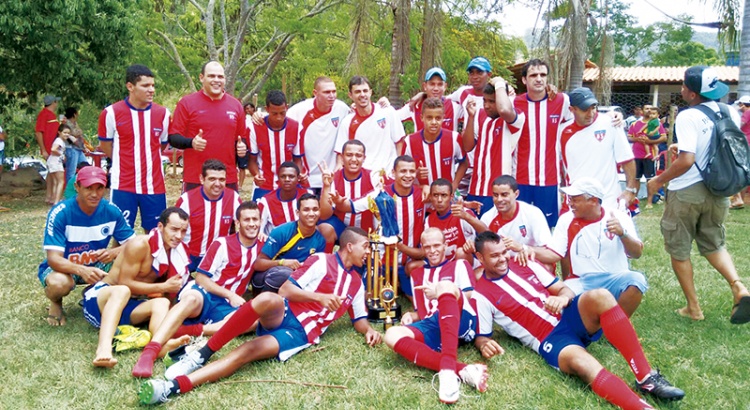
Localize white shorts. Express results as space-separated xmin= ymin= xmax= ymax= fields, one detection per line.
xmin=47 ymin=155 xmax=64 ymax=173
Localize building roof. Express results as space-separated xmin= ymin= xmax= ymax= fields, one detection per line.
xmin=582 ymin=66 xmax=739 ymax=84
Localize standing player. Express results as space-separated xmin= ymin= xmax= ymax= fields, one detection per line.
xmin=237 ymin=102 xmax=256 ymax=192
xmin=248 ymin=90 xmax=305 ymax=201
xmin=286 ymin=76 xmax=352 ymax=195
xmin=398 ymin=67 xmax=463 ymax=133
xmin=132 ymin=202 xmax=263 ymax=378
xmin=35 ymin=95 xmax=61 ymax=204
xmin=447 ymin=57 xmax=493 ymax=119
xmin=257 ymin=162 xmax=310 ymax=236
xmin=472 ymin=231 xmax=685 ymax=408
xmin=425 ymin=179 xmax=485 ymax=262
xmin=462 ymin=78 xmax=524 ymax=217
xmin=38 ymin=167 xmax=135 ymax=326
xmin=175 ymin=159 xmax=242 ymax=272
xmin=334 ymin=76 xmax=405 ymax=174
xmin=98 ymin=64 xmax=171 ymax=231
xmin=168 ymin=61 xmax=247 ymax=192
xmin=138 ymin=227 xmax=382 ymax=404
xmin=513 ymin=59 xmax=572 ymax=227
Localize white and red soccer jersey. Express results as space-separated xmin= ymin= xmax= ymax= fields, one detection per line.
xmin=546 ymin=207 xmax=641 ymax=279
xmin=249 ymin=117 xmax=304 ymax=191
xmin=558 ymin=113 xmax=634 ymax=208
xmin=169 ymin=91 xmax=247 ymax=184
xmin=397 ymin=97 xmax=463 ymax=133
xmin=473 ymin=260 xmax=560 ymax=353
xmin=98 ymin=99 xmax=171 ymax=194
xmin=175 ymin=187 xmax=242 ymax=258
xmin=287 ymin=98 xmax=351 ymax=189
xmin=196 ymin=233 xmax=263 ymax=296
xmin=332 ymin=169 xmax=376 ymax=232
xmin=480 ymin=201 xmax=552 ymax=247
xmin=513 ymin=93 xmax=571 ymax=186
xmin=401 ymin=129 xmax=465 ymax=185
xmin=468 ymin=109 xmax=525 ymax=196
xmin=334 ymin=103 xmax=405 ymax=173
xmin=411 ymin=259 xmax=475 ymax=319
xmin=257 ymin=186 xmax=310 ymax=236
xmin=425 ymin=210 xmax=477 ymax=261
xmin=148 ymin=227 xmax=191 ymax=300
xmin=384 ymin=184 xmax=426 ymax=265
xmin=288 ymin=253 xmax=368 ymax=344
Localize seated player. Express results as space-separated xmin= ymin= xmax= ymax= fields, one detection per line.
xmin=251 ymin=193 xmax=327 ymax=294
xmin=472 ymin=231 xmax=684 ymax=408
xmin=83 ymin=209 xmax=194 ymax=367
xmin=176 ymin=159 xmax=242 ymax=272
xmin=131 ymin=201 xmax=263 ymax=377
xmin=258 ymin=161 xmax=310 ymax=236
xmin=138 ymin=227 xmax=382 ymax=404
xmin=425 ymin=179 xmax=485 ymax=262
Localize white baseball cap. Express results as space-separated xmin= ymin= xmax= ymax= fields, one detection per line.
xmin=560 ymin=177 xmax=604 ymax=199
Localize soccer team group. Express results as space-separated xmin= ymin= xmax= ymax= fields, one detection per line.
xmin=37 ymin=57 xmax=750 ymax=409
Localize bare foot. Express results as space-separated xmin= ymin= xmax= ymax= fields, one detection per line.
xmin=93 ymin=355 xmax=118 ymax=368
xmin=45 ymin=303 xmax=67 ymax=326
xmin=676 ymin=306 xmax=704 ymax=321
xmin=159 ymin=335 xmax=191 ymax=358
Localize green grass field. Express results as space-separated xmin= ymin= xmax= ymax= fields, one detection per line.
xmin=1 ymin=181 xmax=749 ymax=409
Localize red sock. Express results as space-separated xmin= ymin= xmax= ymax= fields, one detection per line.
xmin=132 ymin=341 xmax=162 ymax=378
xmin=206 ymin=302 xmax=259 ymax=352
xmin=591 ymin=369 xmax=654 ymax=410
xmin=437 ymin=293 xmax=459 ymax=372
xmin=174 ymin=324 xmax=204 ymax=338
xmin=174 ymin=375 xmax=194 ymax=394
xmin=392 ymin=337 xmax=467 ymax=373
xmin=600 ymin=306 xmax=652 ymax=381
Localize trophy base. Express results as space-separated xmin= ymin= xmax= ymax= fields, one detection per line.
xmin=367 ymin=302 xmax=402 ymax=324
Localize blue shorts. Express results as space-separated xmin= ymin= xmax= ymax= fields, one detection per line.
xmin=564 ymin=271 xmax=648 ymax=300
xmin=407 ymin=307 xmax=477 ymax=351
xmin=538 ymin=295 xmax=603 ymax=369
xmin=517 ymin=184 xmax=559 ymax=228
xmin=252 ymin=187 xmax=271 ymax=202
xmin=82 ymin=282 xmax=145 ymax=328
xmin=319 ymin=215 xmax=347 ymax=239
xmin=256 ymin=299 xmax=311 ymax=362
xmin=465 ymin=194 xmax=494 ymax=218
xmin=110 ymin=190 xmax=167 ymax=231
xmin=237 ymin=152 xmax=249 ymax=169
xmin=181 ymin=283 xmax=238 ymax=325
xmin=37 ymin=261 xmax=112 ymax=289
xmin=396 ymin=266 xmax=412 ymax=297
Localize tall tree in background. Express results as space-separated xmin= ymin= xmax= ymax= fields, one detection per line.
xmin=420 ymin=0 xmax=442 ymax=76
xmin=388 ymin=0 xmax=411 ymax=106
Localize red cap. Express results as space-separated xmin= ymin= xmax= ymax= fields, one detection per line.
xmin=76 ymin=166 xmax=107 ymax=187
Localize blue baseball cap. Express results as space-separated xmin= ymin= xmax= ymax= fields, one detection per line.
xmin=424 ymin=67 xmax=447 ymax=82
xmin=568 ymin=87 xmax=598 ymax=110
xmin=466 ymin=57 xmax=492 ymax=73
xmin=684 ymin=66 xmax=729 ymax=100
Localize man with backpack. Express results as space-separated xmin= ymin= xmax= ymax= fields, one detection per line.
xmin=648 ymin=66 xmax=750 ymax=324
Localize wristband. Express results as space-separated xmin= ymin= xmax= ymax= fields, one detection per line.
xmin=625 ymin=187 xmax=637 ymax=194
xmin=278 ymin=259 xmax=284 ymax=266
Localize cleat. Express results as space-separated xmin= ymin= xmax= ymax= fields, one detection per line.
xmin=113 ymin=329 xmax=152 ymax=353
xmin=635 ymin=370 xmax=685 ymax=401
xmin=459 ymin=363 xmax=488 ymax=393
xmin=138 ymin=379 xmax=172 ymax=405
xmin=114 ymin=325 xmax=138 ymax=337
xmin=165 ymin=349 xmax=205 ymax=381
xmin=164 ymin=336 xmax=207 ymax=368
xmin=437 ymin=369 xmax=460 ymax=404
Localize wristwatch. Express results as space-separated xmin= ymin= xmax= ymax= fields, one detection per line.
xmin=624 ymin=187 xmax=637 ymax=194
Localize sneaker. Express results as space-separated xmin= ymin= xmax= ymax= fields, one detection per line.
xmin=114 ymin=325 xmax=138 ymax=337
xmin=459 ymin=363 xmax=488 ymax=393
xmin=635 ymin=370 xmax=685 ymax=401
xmin=437 ymin=369 xmax=460 ymax=404
xmin=113 ymin=329 xmax=152 ymax=353
xmin=138 ymin=379 xmax=172 ymax=405
xmin=164 ymin=349 xmax=205 ymax=381
xmin=163 ymin=336 xmax=207 ymax=368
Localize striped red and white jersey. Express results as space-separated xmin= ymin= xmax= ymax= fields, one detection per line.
xmin=401 ymin=129 xmax=465 ymax=185
xmin=257 ymin=186 xmax=311 ymax=236
xmin=397 ymin=97 xmax=463 ymax=133
xmin=411 ymin=259 xmax=476 ymax=319
xmin=175 ymin=187 xmax=241 ymax=258
xmin=467 ymin=109 xmax=524 ymax=196
xmin=249 ymin=117 xmax=304 ymax=191
xmin=288 ymin=253 xmax=368 ymax=344
xmin=384 ymin=183 xmax=426 ymax=265
xmin=97 ymin=99 xmax=170 ymax=194
xmin=332 ymin=169 xmax=376 ymax=232
xmin=424 ymin=210 xmax=477 ymax=261
xmin=196 ymin=233 xmax=263 ymax=296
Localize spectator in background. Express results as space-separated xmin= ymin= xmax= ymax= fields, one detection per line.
xmin=627 ymin=105 xmax=666 ymax=209
xmin=35 ymin=95 xmax=61 ymax=204
xmin=730 ymin=96 xmax=750 ymax=208
xmin=62 ymin=107 xmax=88 ymax=182
xmin=48 ymin=124 xmax=70 ymax=204
xmin=624 ymin=105 xmax=643 ymax=129
xmin=237 ymin=102 xmax=256 ymax=192
xmin=64 ymin=162 xmax=91 ymax=200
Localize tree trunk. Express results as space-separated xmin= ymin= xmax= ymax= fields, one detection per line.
xmin=419 ymin=0 xmax=441 ymax=77
xmin=567 ymin=0 xmax=589 ymax=91
xmin=388 ymin=0 xmax=410 ymax=108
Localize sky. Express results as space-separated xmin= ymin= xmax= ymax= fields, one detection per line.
xmin=501 ymin=0 xmax=738 ymax=38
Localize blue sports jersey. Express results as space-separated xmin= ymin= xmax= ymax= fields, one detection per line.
xmin=261 ymin=221 xmax=326 ymax=262
xmin=39 ymin=197 xmax=135 ymax=271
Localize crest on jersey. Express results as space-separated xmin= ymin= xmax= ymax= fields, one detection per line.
xmin=604 ymin=228 xmax=615 ymax=240
xmin=377 ymin=118 xmax=386 ymax=129
xmin=226 ymin=111 xmax=237 ymax=121
xmin=153 ymin=127 xmax=163 ymax=137
xmin=550 ymin=114 xmax=560 ymax=124
xmin=101 ymin=226 xmax=111 ymax=236
xmin=331 ymin=117 xmax=339 ymax=127
xmin=442 ymin=157 xmax=452 ymax=165
xmin=519 ymin=225 xmax=527 ymax=237
xmin=594 ymin=130 xmax=606 ymax=141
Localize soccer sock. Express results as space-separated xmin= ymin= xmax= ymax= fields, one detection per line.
xmin=206 ymin=301 xmax=259 ymax=353
xmin=132 ymin=341 xmax=162 ymax=377
xmin=392 ymin=337 xmax=467 ymax=373
xmin=174 ymin=375 xmax=194 ymax=395
xmin=437 ymin=293 xmax=460 ymax=372
xmin=173 ymin=324 xmax=204 ymax=338
xmin=600 ymin=305 xmax=652 ymax=382
xmin=591 ymin=369 xmax=654 ymax=410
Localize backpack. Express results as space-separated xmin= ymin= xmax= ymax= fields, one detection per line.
xmin=691 ymin=103 xmax=750 ymax=197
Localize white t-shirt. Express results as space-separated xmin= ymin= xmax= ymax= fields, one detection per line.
xmin=334 ymin=103 xmax=405 ymax=173
xmin=670 ymin=101 xmax=743 ymax=191
xmin=480 ymin=201 xmax=552 ymax=247
xmin=0 ymin=125 xmax=4 ymax=151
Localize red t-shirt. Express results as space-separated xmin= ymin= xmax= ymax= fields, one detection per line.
xmin=35 ymin=108 xmax=60 ymax=154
